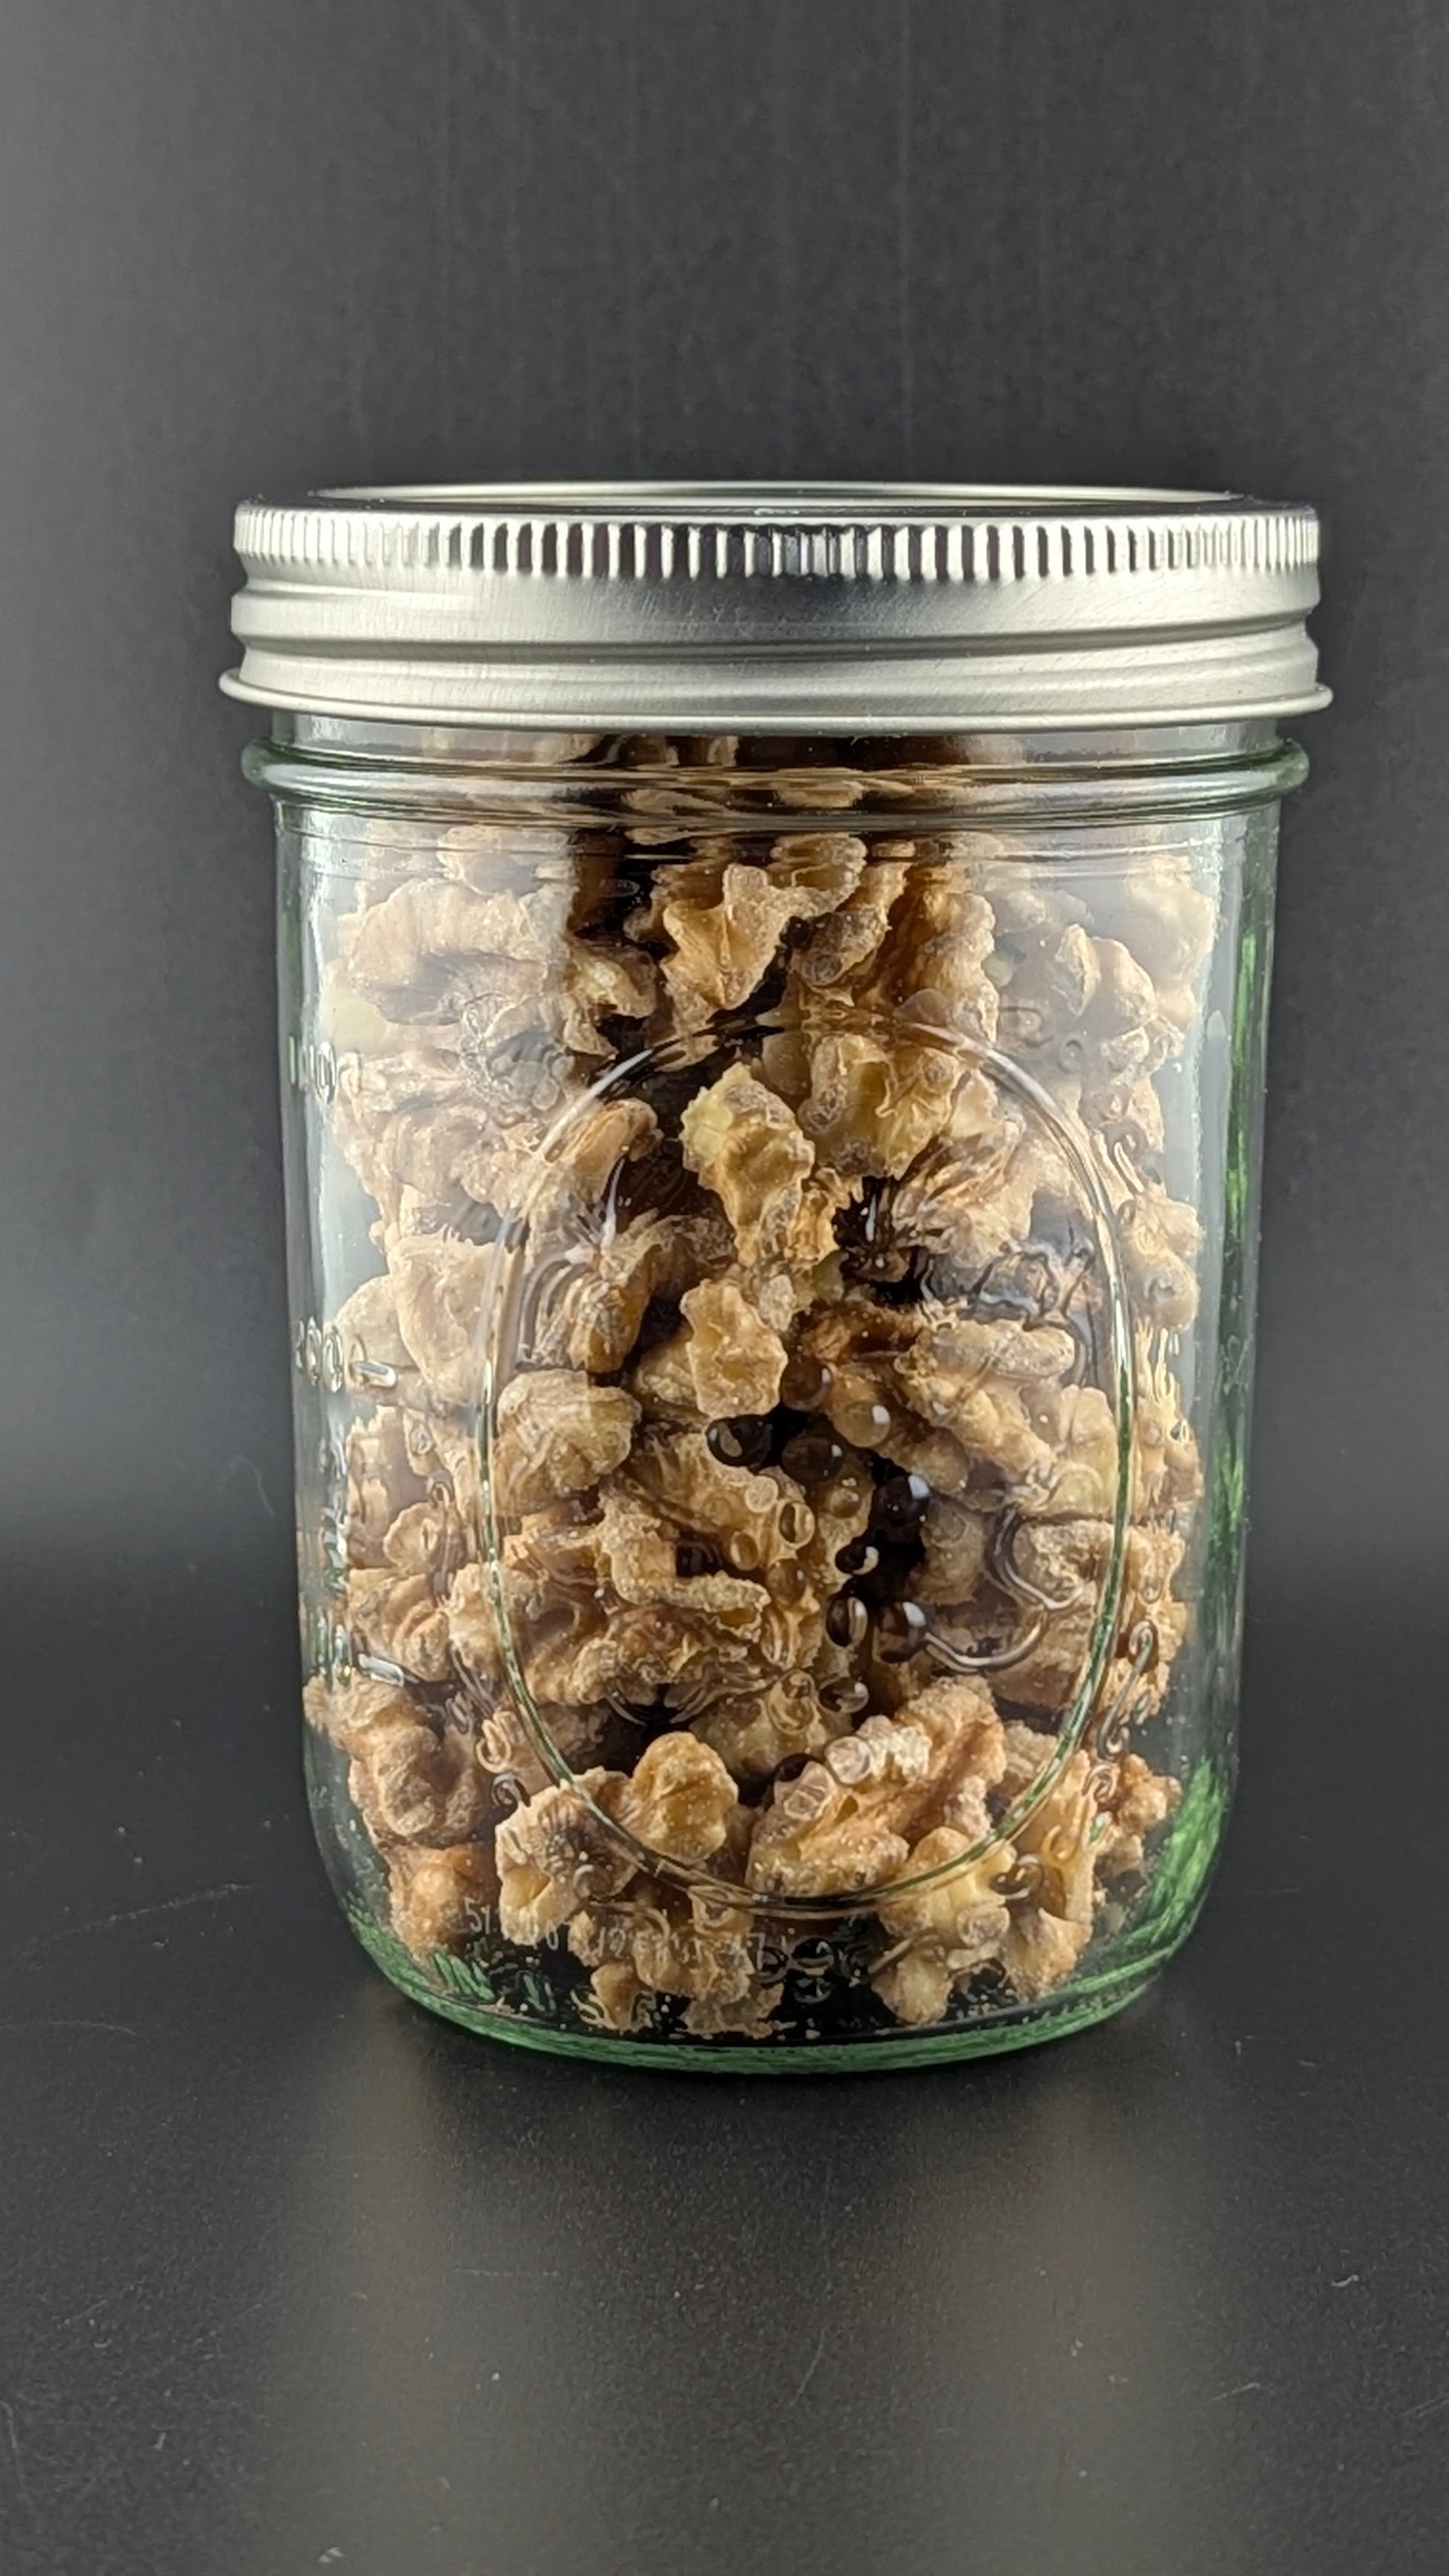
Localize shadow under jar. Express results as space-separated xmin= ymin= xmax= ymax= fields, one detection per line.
xmin=224 ymin=484 xmax=1329 ymax=2069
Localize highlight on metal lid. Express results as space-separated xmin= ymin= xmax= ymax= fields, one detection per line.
xmin=223 ymin=480 xmax=1328 ymax=733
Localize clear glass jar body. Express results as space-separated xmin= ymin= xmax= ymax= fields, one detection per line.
xmin=254 ymin=717 xmax=1297 ymax=2068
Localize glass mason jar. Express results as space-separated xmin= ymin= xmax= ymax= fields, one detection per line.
xmin=224 ymin=485 xmax=1328 ymax=2069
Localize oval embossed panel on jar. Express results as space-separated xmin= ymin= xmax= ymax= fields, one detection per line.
xmin=476 ymin=1017 xmax=1136 ymax=1932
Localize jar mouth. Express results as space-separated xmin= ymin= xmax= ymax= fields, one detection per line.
xmin=243 ymin=718 xmax=1309 ymax=827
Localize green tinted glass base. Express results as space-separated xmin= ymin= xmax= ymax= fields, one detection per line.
xmin=348 ymin=1756 xmax=1229 ymax=2076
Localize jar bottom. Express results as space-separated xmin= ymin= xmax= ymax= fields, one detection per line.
xmin=356 ymin=1928 xmax=1156 ymax=2070
xmin=342 ymin=1758 xmax=1230 ymax=2075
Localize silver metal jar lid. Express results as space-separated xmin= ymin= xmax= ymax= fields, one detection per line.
xmin=222 ymin=481 xmax=1328 ymax=733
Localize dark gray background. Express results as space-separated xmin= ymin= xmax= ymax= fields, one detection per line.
xmin=1 ymin=5 xmax=1445 ymax=2573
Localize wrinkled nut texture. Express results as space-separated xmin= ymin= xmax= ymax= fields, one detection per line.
xmin=302 ymin=742 xmax=1209 ymax=2041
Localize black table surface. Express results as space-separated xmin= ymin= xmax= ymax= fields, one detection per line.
xmin=1 ymin=1551 xmax=1442 ymax=2576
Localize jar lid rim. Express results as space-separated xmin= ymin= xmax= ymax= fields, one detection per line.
xmin=223 ymin=480 xmax=1329 ymax=730
xmin=300 ymin=477 xmax=1285 ymax=513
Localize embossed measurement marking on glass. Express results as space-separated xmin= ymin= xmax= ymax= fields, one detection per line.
xmin=287 ymin=1033 xmax=340 ymax=1107
xmin=293 ymin=1316 xmax=346 ymax=1392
